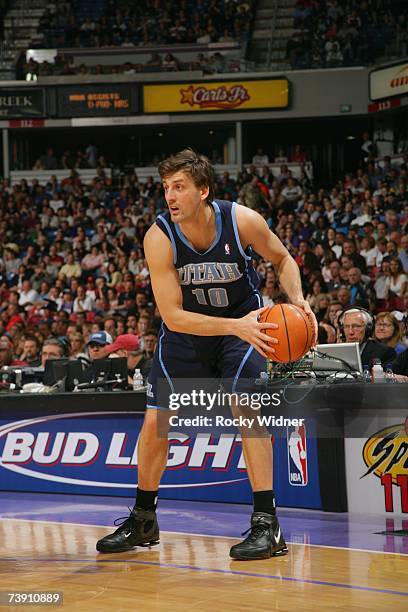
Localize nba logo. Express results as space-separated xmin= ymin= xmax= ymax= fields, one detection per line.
xmin=287 ymin=424 xmax=308 ymax=486
xmin=224 ymin=243 xmax=230 ymax=255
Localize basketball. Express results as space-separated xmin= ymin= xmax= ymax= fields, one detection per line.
xmin=260 ymin=304 xmax=316 ymax=362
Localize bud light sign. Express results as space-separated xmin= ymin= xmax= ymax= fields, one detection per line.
xmin=0 ymin=412 xmax=321 ymax=508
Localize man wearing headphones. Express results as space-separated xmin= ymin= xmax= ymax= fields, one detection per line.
xmin=340 ymin=307 xmax=396 ymax=367
xmin=40 ymin=338 xmax=67 ymax=368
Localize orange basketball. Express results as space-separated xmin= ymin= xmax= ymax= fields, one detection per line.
xmin=260 ymin=304 xmax=316 ymax=363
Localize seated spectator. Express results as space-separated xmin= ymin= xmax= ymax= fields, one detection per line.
xmin=252 ymin=148 xmax=269 ymax=166
xmin=40 ymin=148 xmax=58 ymax=171
xmin=347 ymin=267 xmax=369 ymax=308
xmin=146 ymin=53 xmax=162 ymax=68
xmin=341 ymin=308 xmax=396 ymax=366
xmin=398 ymin=234 xmax=408 ymax=273
xmin=388 ymin=257 xmax=408 ymax=298
xmin=105 ymin=333 xmax=152 ymax=384
xmin=326 ymin=300 xmax=343 ymax=332
xmin=60 ymin=253 xmax=82 ymax=279
xmin=162 ymin=53 xmax=180 ymax=71
xmin=353 ymin=204 xmax=373 ymax=227
xmin=306 ymin=278 xmax=327 ymax=310
xmin=103 ymin=316 xmax=117 ymax=340
xmin=59 ymin=289 xmax=74 ymax=314
xmin=86 ymin=331 xmax=113 ymax=362
xmin=291 ymin=145 xmax=307 ymax=163
xmin=274 ymin=148 xmax=288 ymax=164
xmin=326 ymin=260 xmax=342 ymax=293
xmin=142 ymin=329 xmax=158 ymax=359
xmin=40 ymin=338 xmax=66 ymax=368
xmin=239 ymin=176 xmax=270 ymax=210
xmin=359 ymin=236 xmax=378 ymax=268
xmin=280 ymin=178 xmax=303 ymax=213
xmin=342 ymin=239 xmax=367 ymax=274
xmin=313 ymin=293 xmax=330 ymax=322
xmin=18 ymin=280 xmax=39 ymax=307
xmin=210 ymin=52 xmax=226 ymax=73
xmin=318 ymin=321 xmax=336 ymax=343
xmin=374 ymin=311 xmax=406 ymax=356
xmin=20 ymin=333 xmax=41 ymax=366
xmin=325 ymin=40 xmax=343 ymax=67
xmin=105 ymin=262 xmax=123 ymax=288
xmin=68 ymin=331 xmax=89 ymax=361
xmin=374 ymin=258 xmax=392 ymax=301
xmin=0 ymin=338 xmax=27 ymax=367
xmin=194 ymin=52 xmax=211 ymax=73
xmin=337 ymin=285 xmax=351 ymax=310
xmin=73 ymin=285 xmax=95 ymax=313
xmin=81 ymin=246 xmax=105 ymax=277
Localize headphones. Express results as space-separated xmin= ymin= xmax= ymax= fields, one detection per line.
xmin=41 ymin=337 xmax=70 ymax=359
xmin=338 ymin=307 xmax=374 ymax=340
xmin=57 ymin=336 xmax=71 ymax=357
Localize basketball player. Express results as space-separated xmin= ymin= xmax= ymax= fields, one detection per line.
xmin=97 ymin=149 xmax=315 ymax=560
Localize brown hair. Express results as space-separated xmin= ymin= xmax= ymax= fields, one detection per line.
xmin=374 ymin=311 xmax=401 ymax=347
xmin=158 ymin=148 xmax=215 ymax=204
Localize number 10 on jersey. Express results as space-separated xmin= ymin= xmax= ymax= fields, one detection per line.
xmin=192 ymin=288 xmax=229 ymax=307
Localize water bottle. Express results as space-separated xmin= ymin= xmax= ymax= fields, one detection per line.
xmin=14 ymin=369 xmax=22 ymax=388
xmin=363 ymin=365 xmax=371 ymax=383
xmin=132 ymin=368 xmax=144 ymax=390
xmin=384 ymin=363 xmax=396 ymax=384
xmin=371 ymin=359 xmax=385 ymax=383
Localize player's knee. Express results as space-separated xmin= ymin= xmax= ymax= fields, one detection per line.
xmin=142 ymin=408 xmax=170 ymax=438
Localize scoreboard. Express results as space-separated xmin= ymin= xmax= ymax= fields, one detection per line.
xmin=57 ymin=84 xmax=138 ymax=117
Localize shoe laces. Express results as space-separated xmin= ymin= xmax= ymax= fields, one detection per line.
xmin=113 ymin=507 xmax=134 ymax=528
xmin=241 ymin=521 xmax=269 ymax=542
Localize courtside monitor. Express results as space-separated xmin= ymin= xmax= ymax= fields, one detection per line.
xmin=313 ymin=342 xmax=363 ymax=374
xmin=43 ymin=359 xmax=85 ymax=390
xmin=91 ymin=357 xmax=128 ymax=385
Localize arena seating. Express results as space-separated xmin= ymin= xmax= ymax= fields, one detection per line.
xmin=0 ymin=148 xmax=407 ymax=367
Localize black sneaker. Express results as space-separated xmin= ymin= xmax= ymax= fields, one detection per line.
xmin=96 ymin=507 xmax=160 ymax=553
xmin=229 ymin=512 xmax=288 ymax=560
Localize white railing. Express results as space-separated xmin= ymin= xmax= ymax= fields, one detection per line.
xmin=10 ymin=168 xmax=112 ymax=186
xmin=9 ymin=162 xmax=313 ymax=185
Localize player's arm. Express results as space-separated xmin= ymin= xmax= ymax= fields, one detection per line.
xmin=235 ymin=204 xmax=312 ymax=313
xmin=143 ymin=224 xmax=277 ymax=356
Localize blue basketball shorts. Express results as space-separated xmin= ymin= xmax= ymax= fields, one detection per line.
xmin=146 ymin=325 xmax=266 ymax=410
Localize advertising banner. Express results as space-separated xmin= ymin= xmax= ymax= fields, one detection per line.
xmin=0 ymin=88 xmax=45 ymax=118
xmin=370 ymin=62 xmax=408 ymax=101
xmin=0 ymin=411 xmax=321 ymax=508
xmin=345 ymin=418 xmax=408 ymax=516
xmin=143 ymin=79 xmax=289 ymax=113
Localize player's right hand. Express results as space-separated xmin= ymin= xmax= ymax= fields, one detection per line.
xmin=235 ymin=305 xmax=279 ymax=358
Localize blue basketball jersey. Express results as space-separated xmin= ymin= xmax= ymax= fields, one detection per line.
xmin=156 ymin=200 xmax=261 ymax=317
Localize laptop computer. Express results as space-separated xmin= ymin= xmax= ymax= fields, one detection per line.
xmin=312 ymin=342 xmax=363 ymax=374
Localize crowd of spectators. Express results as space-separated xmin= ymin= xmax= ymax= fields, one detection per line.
xmin=29 ymin=146 xmax=107 ymax=172
xmin=20 ymin=51 xmax=236 ymax=81
xmin=31 ymin=0 xmax=255 ymax=49
xmin=287 ymin=0 xmax=406 ymax=70
xmin=0 ymin=140 xmax=407 ymax=383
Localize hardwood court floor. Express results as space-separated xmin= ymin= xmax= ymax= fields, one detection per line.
xmin=0 ymin=517 xmax=407 ymax=611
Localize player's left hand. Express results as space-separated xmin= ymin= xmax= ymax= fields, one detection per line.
xmin=292 ymin=299 xmax=318 ymax=345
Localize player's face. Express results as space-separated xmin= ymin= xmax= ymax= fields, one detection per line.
xmin=163 ymin=171 xmax=209 ymax=223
